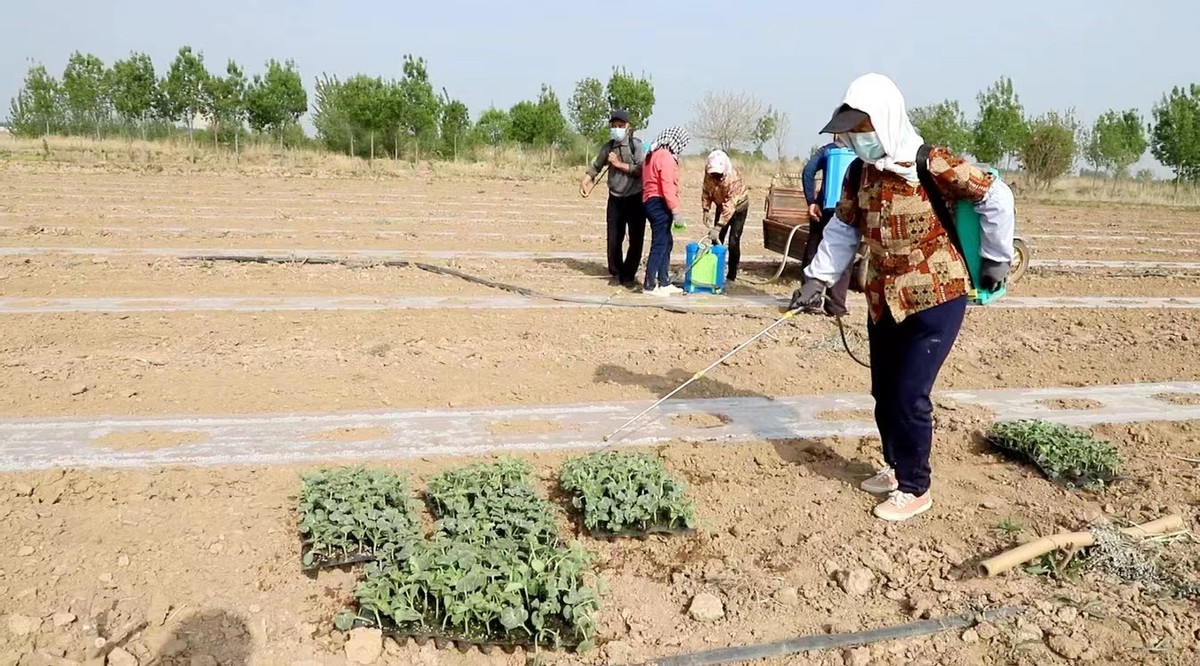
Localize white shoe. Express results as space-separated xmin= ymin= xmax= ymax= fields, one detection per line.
xmin=645 ymin=287 xmax=670 ymax=297
xmin=860 ymin=467 xmax=899 ymax=494
xmin=873 ymin=490 xmax=932 ymax=522
xmin=659 ymin=284 xmax=683 ymax=295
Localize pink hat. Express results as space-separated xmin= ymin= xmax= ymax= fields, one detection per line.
xmin=705 ymin=150 xmax=732 ymax=175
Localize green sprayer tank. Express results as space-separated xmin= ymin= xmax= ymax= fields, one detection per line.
xmin=953 ymin=165 xmax=1006 ymax=305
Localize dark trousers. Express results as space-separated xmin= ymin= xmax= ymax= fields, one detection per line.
xmin=606 ymin=194 xmax=647 ymax=284
xmin=643 ymin=197 xmax=674 ymax=290
xmin=801 ymin=209 xmax=853 ymax=316
xmin=717 ymin=200 xmax=750 ymax=281
xmin=868 ymin=296 xmax=967 ymax=495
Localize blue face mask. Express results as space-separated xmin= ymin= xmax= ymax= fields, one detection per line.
xmin=610 ymin=127 xmax=627 ymax=142
xmin=847 ymin=131 xmax=886 ymax=161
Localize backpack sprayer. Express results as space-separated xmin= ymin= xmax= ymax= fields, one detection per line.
xmin=602 ymin=152 xmax=1020 ymax=444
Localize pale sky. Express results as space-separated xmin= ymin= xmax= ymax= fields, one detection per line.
xmin=2 ymin=0 xmax=1194 ymax=173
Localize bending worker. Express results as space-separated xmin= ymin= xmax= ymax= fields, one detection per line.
xmin=790 ymin=73 xmax=1014 ymax=522
xmin=800 ymin=138 xmax=854 ymax=315
xmin=701 ymin=150 xmax=750 ymax=283
xmin=580 ymin=109 xmax=646 ymax=288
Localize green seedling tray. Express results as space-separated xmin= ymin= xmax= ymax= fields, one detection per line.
xmin=345 ymin=610 xmax=586 ymax=653
xmin=587 ymin=523 xmax=695 ymax=540
xmin=986 ymin=436 xmax=1119 ymax=488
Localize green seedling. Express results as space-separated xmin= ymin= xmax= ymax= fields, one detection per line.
xmin=987 ymin=420 xmax=1122 ymax=488
xmin=995 ymin=518 xmax=1024 ymax=537
xmin=332 ymin=459 xmax=601 ymax=649
xmin=560 ymin=451 xmax=696 ymax=535
xmin=298 ymin=466 xmax=422 ymax=567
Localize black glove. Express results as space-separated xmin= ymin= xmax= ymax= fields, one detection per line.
xmin=789 ymin=280 xmax=828 ymax=312
xmin=708 ymin=225 xmax=723 ymax=244
xmin=979 ymin=259 xmax=1010 ymax=291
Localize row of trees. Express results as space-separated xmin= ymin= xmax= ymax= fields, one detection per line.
xmin=7 ymin=52 xmax=1199 ymax=186
xmin=911 ymin=77 xmax=1200 ymax=189
xmin=7 ymin=48 xmax=308 ymax=147
xmin=309 ymin=66 xmax=656 ymax=162
xmin=5 ymin=49 xmax=654 ymax=161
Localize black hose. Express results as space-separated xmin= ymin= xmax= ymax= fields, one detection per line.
xmin=626 ymin=605 xmax=1022 ymax=666
xmin=836 ymin=315 xmax=871 ymax=369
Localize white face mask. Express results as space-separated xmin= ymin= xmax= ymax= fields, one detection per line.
xmin=847 ymin=131 xmax=886 ymax=161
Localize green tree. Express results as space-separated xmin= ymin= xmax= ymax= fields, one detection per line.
xmin=7 ymin=62 xmax=63 ymax=136
xmin=1017 ymin=109 xmax=1080 ymax=190
xmin=1150 ymin=85 xmax=1200 ymax=188
xmin=1084 ymin=109 xmax=1147 ymax=181
xmin=605 ymin=68 xmax=654 ymax=131
xmin=507 ymin=85 xmax=567 ymax=149
xmin=536 ymin=84 xmax=567 ymax=148
xmin=568 ymin=77 xmax=608 ymax=144
xmin=108 ymin=53 xmax=157 ymax=139
xmin=395 ymin=55 xmax=442 ymax=159
xmin=910 ymin=100 xmax=972 ymax=155
xmin=244 ymin=59 xmax=308 ymax=147
xmin=973 ymin=77 xmax=1027 ymax=167
xmin=159 ymin=46 xmax=209 ymax=138
xmin=61 ymin=52 xmax=109 ymax=137
xmin=475 ymin=107 xmax=510 ymax=157
xmin=439 ymin=96 xmax=470 ymax=160
xmin=507 ymin=100 xmax=539 ymax=145
xmin=312 ymin=74 xmax=357 ymax=155
xmin=200 ymin=60 xmax=247 ymax=148
xmin=753 ymin=108 xmax=778 ymax=157
xmin=340 ymin=74 xmax=389 ymax=160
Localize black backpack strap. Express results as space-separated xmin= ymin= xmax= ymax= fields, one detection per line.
xmin=847 ymin=157 xmax=863 ymax=200
xmin=915 ymin=144 xmax=964 ymax=258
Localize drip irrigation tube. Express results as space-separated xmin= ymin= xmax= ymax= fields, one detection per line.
xmin=184 ymin=254 xmax=765 ymax=317
xmin=186 ymin=253 xmax=870 ymax=364
xmin=626 ymin=605 xmax=1023 ymax=666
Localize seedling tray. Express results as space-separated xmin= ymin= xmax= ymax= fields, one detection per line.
xmin=986 ymin=435 xmax=1119 ymax=488
xmin=346 ymin=611 xmax=584 ymax=653
xmin=300 ymin=540 xmax=376 ymax=571
xmin=587 ymin=522 xmax=694 ymax=540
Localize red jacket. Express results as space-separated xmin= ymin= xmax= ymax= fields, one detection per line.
xmin=642 ymin=149 xmax=680 ymax=211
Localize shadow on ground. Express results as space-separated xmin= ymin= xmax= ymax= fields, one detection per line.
xmin=155 ymin=610 xmax=252 ymax=665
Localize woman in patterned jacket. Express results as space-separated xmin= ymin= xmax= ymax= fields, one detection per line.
xmin=791 ymin=73 xmax=1015 ymax=522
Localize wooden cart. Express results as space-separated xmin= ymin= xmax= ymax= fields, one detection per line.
xmin=762 ymin=173 xmax=812 ymax=261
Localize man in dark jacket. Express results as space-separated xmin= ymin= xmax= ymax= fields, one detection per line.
xmin=580 ymin=109 xmax=646 ymax=287
xmin=801 ymin=140 xmax=854 ymax=316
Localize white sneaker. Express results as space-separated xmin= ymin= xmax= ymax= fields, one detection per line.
xmin=860 ymin=466 xmax=899 ymax=494
xmin=873 ymin=491 xmax=932 ymax=522
xmin=659 ymin=284 xmax=683 ymax=295
xmin=645 ymin=286 xmax=670 ymax=297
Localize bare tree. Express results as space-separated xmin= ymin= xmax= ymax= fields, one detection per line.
xmin=772 ymin=110 xmax=791 ymax=163
xmin=690 ymin=90 xmax=766 ymax=152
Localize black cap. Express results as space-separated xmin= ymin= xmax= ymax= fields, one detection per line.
xmin=610 ymin=109 xmax=631 ymax=123
xmin=820 ymin=103 xmax=869 ymax=134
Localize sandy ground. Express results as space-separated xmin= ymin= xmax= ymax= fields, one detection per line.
xmin=1 ymin=164 xmax=1198 ymax=665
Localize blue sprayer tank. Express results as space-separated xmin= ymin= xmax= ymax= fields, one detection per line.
xmin=683 ymin=243 xmax=727 ymax=294
xmin=953 ymin=165 xmax=1006 ymax=305
xmin=823 ymin=148 xmax=856 ymax=210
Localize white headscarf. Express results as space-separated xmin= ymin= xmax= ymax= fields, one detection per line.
xmin=839 ymin=73 xmax=924 ymax=183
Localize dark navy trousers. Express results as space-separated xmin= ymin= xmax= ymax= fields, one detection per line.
xmin=868 ymin=295 xmax=967 ymax=495
xmin=643 ymin=197 xmax=674 ymax=290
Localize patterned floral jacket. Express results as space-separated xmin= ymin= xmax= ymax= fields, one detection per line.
xmin=835 ymin=148 xmax=994 ymax=323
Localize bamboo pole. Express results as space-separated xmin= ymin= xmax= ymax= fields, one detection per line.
xmin=978 ymin=514 xmax=1185 ymax=577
